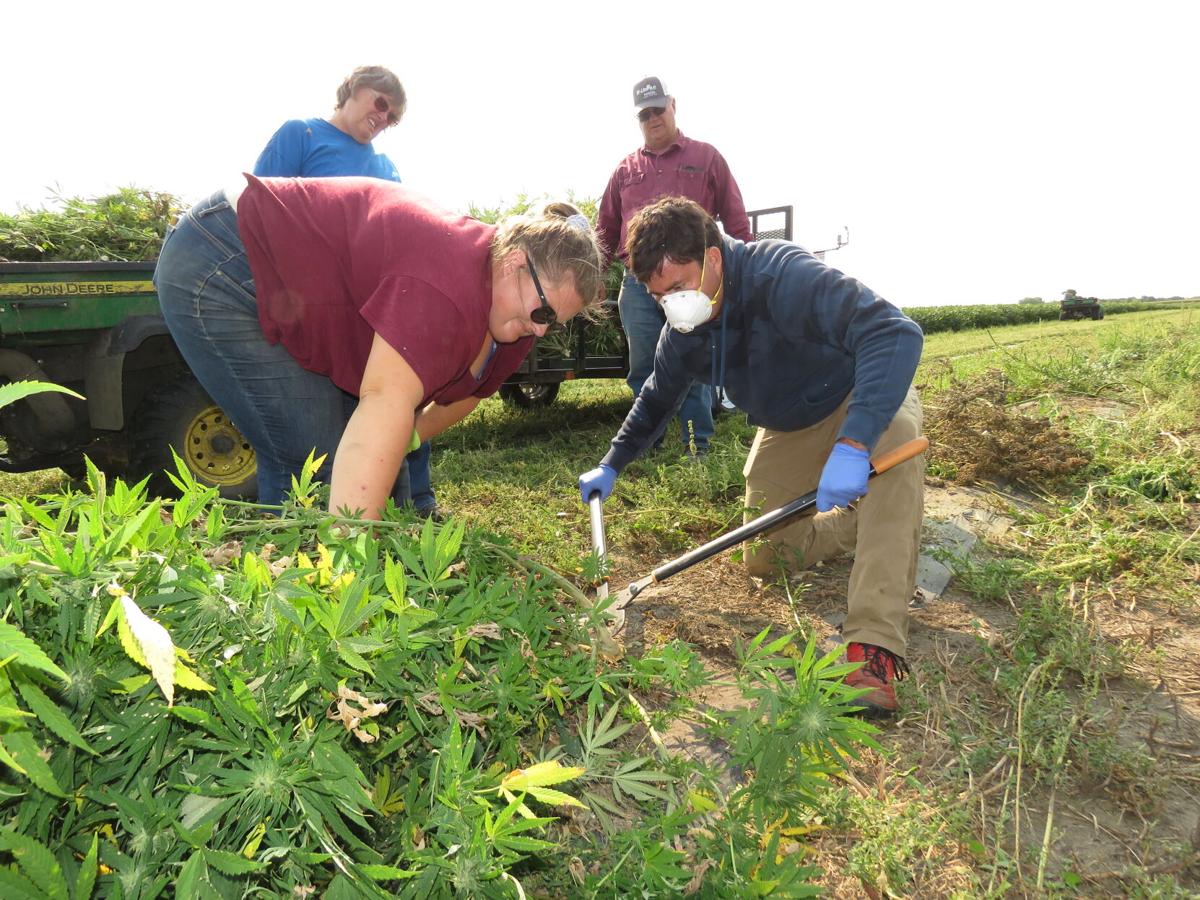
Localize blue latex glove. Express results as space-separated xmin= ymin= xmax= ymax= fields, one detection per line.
xmin=816 ymin=442 xmax=871 ymax=512
xmin=578 ymin=464 xmax=617 ymax=504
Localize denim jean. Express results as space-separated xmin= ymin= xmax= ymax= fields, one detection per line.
xmin=153 ymin=190 xmax=410 ymax=508
xmin=617 ymin=273 xmax=713 ymax=450
xmin=407 ymin=440 xmax=436 ymax=511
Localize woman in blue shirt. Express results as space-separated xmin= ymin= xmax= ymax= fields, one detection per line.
xmin=253 ymin=66 xmax=441 ymax=519
xmin=254 ymin=65 xmax=404 ymax=181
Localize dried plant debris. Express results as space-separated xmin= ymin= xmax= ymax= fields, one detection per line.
xmin=922 ymin=367 xmax=1089 ymax=487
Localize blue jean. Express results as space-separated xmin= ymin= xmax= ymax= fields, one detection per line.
xmin=617 ymin=273 xmax=713 ymax=450
xmin=153 ymin=190 xmax=410 ymax=508
xmin=408 ymin=440 xmax=436 ymax=511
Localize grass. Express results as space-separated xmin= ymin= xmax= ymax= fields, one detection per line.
xmin=5 ymin=306 xmax=1200 ymax=895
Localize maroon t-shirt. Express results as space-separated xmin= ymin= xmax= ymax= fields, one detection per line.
xmin=235 ymin=175 xmax=533 ymax=405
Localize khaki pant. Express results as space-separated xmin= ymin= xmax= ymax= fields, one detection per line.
xmin=743 ymin=388 xmax=924 ymax=657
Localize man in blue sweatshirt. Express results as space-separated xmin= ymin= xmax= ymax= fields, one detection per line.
xmin=578 ymin=197 xmax=925 ymax=717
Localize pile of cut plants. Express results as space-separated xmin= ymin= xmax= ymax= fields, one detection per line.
xmin=0 ymin=434 xmax=877 ymax=897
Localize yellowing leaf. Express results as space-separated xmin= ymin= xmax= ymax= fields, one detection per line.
xmin=526 ymin=786 xmax=586 ymax=808
xmin=113 ymin=675 xmax=152 ymax=694
xmin=688 ymin=789 xmax=718 ymax=813
xmin=496 ymin=759 xmax=587 ymax=817
xmin=117 ymin=596 xmax=176 ymax=706
xmin=173 ymin=660 xmax=215 ymax=693
xmin=296 ymin=551 xmax=316 ymax=584
xmin=240 ymin=819 xmax=269 ymax=858
xmin=499 ymin=760 xmax=585 ymax=793
xmin=316 ymin=543 xmax=335 ymax=585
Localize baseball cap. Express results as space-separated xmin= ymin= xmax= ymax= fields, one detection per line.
xmin=633 ymin=76 xmax=670 ymax=110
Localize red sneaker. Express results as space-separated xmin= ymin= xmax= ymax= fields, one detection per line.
xmin=845 ymin=642 xmax=909 ymax=718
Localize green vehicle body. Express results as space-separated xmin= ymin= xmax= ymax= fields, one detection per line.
xmin=1059 ymin=290 xmax=1104 ymax=321
xmin=0 ymin=260 xmax=257 ymax=496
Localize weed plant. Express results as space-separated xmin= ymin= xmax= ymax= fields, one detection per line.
xmin=0 ymin=435 xmax=876 ymax=895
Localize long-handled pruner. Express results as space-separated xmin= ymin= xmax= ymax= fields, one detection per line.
xmin=587 ymin=491 xmax=629 ymax=655
xmin=588 ymin=491 xmax=610 ymax=608
xmin=604 ymin=436 xmax=929 ymax=635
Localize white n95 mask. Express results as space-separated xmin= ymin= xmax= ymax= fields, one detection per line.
xmin=661 ymin=290 xmax=714 ymax=333
xmin=659 ymin=253 xmax=719 ymax=333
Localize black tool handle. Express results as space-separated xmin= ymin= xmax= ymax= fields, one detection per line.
xmin=646 ymin=436 xmax=928 ymax=588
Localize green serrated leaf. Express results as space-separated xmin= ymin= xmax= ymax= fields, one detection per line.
xmin=1 ymin=731 xmax=67 ymax=797
xmin=0 ymin=827 xmax=69 ymax=899
xmin=170 ymin=706 xmax=233 ymax=741
xmin=0 ymin=735 xmax=27 ymax=775
xmin=336 ymin=645 xmax=375 ymax=676
xmin=526 ymin=786 xmax=586 ymax=808
xmin=0 ymin=622 xmax=67 ymax=681
xmin=15 ymin=679 xmax=96 ymax=755
xmin=176 ymin=851 xmax=207 ymax=897
xmin=74 ymin=833 xmax=98 ymax=900
xmin=0 ymin=866 xmax=43 ymax=900
xmin=495 ymin=834 xmax=554 ymax=854
xmin=0 ymin=705 xmax=35 ymax=723
xmin=202 ymin=848 xmax=266 ymax=875
xmin=357 ymin=863 xmax=418 ymax=881
xmin=0 ymin=380 xmax=83 ymax=410
xmin=173 ymin=661 xmax=215 ymax=693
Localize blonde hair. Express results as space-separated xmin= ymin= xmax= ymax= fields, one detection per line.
xmin=491 ymin=203 xmax=606 ymax=315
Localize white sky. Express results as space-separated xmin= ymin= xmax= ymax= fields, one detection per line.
xmin=3 ymin=0 xmax=1197 ymax=306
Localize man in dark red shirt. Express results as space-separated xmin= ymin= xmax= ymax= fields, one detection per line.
xmin=597 ymin=76 xmax=753 ymax=455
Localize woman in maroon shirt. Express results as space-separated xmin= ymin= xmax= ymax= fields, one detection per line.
xmin=154 ymin=176 xmax=604 ymax=519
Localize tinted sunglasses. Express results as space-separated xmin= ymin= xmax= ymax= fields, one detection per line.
xmin=525 ymin=257 xmax=557 ymax=326
xmin=373 ymin=94 xmax=401 ymax=126
xmin=637 ymin=106 xmax=667 ymax=122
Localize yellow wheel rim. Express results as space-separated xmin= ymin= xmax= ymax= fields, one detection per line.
xmin=182 ymin=405 xmax=256 ymax=486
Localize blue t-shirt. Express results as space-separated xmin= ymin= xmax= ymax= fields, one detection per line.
xmin=252 ymin=118 xmax=401 ymax=182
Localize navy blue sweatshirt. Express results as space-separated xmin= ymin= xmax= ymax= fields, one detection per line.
xmin=600 ymin=235 xmax=923 ymax=474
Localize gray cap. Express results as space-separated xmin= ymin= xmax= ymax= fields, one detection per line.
xmin=633 ymin=76 xmax=670 ymax=110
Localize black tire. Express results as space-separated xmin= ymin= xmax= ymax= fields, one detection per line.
xmin=131 ymin=374 xmax=258 ymax=499
xmin=498 ymin=382 xmax=560 ymax=408
xmin=1094 ymin=308 xmax=1104 ymax=320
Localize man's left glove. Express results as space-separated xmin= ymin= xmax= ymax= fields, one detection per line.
xmin=578 ymin=464 xmax=617 ymax=504
xmin=816 ymin=442 xmax=870 ymax=512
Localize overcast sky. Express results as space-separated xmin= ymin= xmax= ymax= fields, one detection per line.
xmin=4 ymin=1 xmax=1196 ymax=306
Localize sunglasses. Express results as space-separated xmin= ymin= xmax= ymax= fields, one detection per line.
xmin=525 ymin=257 xmax=558 ymax=327
xmin=637 ymin=106 xmax=667 ymax=122
xmin=373 ymin=94 xmax=401 ymax=126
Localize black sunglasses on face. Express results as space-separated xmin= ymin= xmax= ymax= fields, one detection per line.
xmin=525 ymin=257 xmax=557 ymax=327
xmin=637 ymin=106 xmax=667 ymax=122
xmin=373 ymin=94 xmax=400 ymax=126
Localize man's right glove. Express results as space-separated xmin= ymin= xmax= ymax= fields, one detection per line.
xmin=816 ymin=442 xmax=871 ymax=512
xmin=578 ymin=464 xmax=617 ymax=504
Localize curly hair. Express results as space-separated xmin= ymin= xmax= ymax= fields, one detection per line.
xmin=626 ymin=197 xmax=721 ymax=284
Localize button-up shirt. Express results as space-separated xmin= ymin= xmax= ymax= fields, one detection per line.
xmin=597 ymin=131 xmax=753 ymax=265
